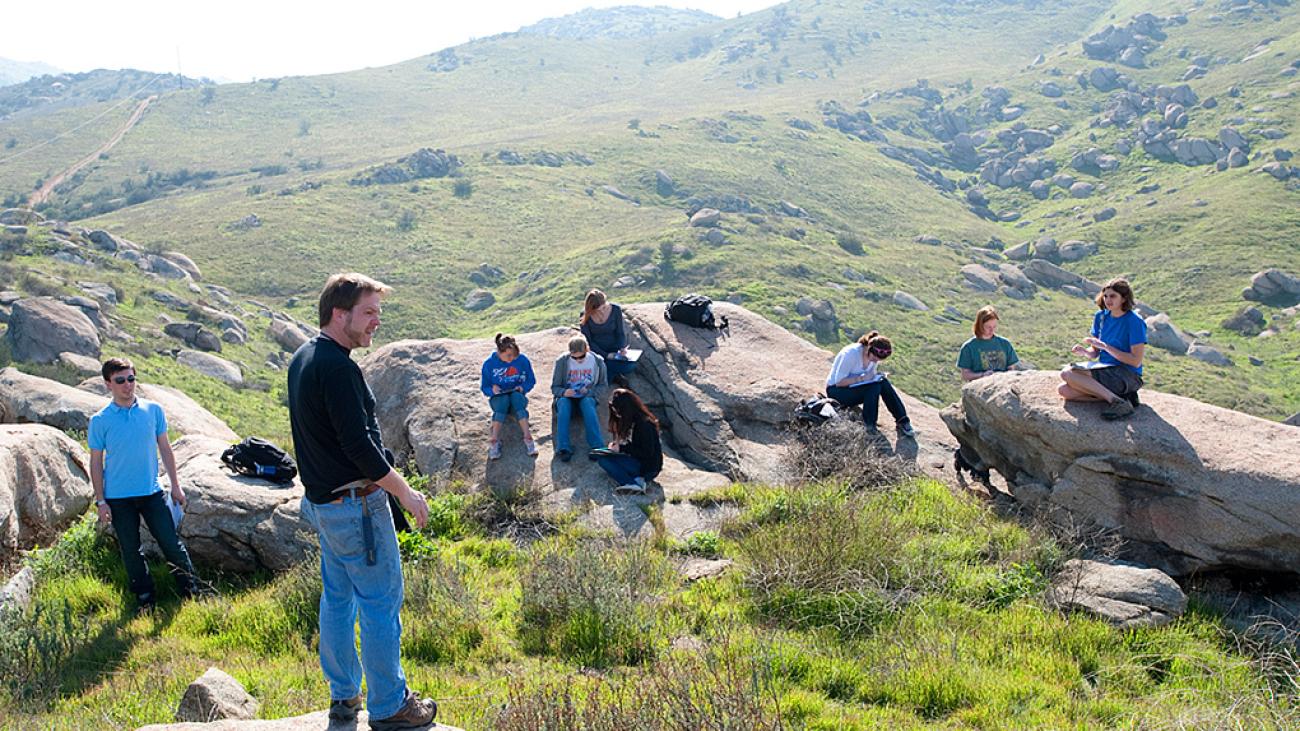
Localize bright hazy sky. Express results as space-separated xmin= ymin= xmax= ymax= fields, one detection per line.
xmin=4 ymin=1 xmax=778 ymax=83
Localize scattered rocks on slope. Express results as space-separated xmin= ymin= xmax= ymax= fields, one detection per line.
xmin=75 ymin=378 xmax=237 ymax=441
xmin=689 ymin=208 xmax=721 ymax=227
xmin=464 ymin=289 xmax=495 ymax=311
xmin=175 ymin=667 xmax=259 ymax=722
xmin=1083 ymin=13 xmax=1168 ymax=68
xmin=4 ymin=297 xmax=100 ymax=364
xmin=1187 ymin=343 xmax=1234 ymax=367
xmin=893 ymin=291 xmax=929 ymax=311
xmin=1242 ymin=269 xmax=1300 ymax=306
xmin=1144 ymin=314 xmax=1193 ymax=354
xmin=164 ymin=322 xmax=223 ymax=353
xmin=1022 ymin=259 xmax=1101 ymax=296
xmin=1050 ymin=559 xmax=1187 ymax=628
xmin=349 ymin=148 xmax=461 ymax=186
xmin=942 ymin=371 xmax=1300 ymax=575
xmin=267 ymin=315 xmax=317 ymax=353
xmin=0 ymin=424 xmax=91 ymax=556
xmin=177 ymin=350 xmax=243 ymax=386
xmin=1221 ymin=306 xmax=1267 ymax=336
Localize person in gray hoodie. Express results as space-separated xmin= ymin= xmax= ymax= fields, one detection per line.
xmin=550 ymin=335 xmax=607 ymax=462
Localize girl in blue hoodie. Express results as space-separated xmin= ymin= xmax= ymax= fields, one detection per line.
xmin=480 ymin=333 xmax=538 ymax=459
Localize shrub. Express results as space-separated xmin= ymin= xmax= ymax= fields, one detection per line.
xmin=396 ymin=209 xmax=417 ymax=231
xmin=836 ymin=231 xmax=865 ymax=255
xmin=519 ymin=538 xmax=674 ymax=667
xmin=782 ymin=419 xmax=917 ymax=493
xmin=684 ymin=530 xmax=722 ymax=558
xmin=0 ymin=599 xmax=97 ymax=705
xmin=452 ymin=178 xmax=472 ymax=198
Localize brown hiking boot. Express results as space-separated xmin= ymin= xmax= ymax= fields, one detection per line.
xmin=369 ymin=691 xmax=437 ymax=731
xmin=328 ymin=695 xmax=362 ymax=721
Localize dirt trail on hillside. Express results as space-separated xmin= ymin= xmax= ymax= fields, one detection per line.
xmin=27 ymin=94 xmax=156 ymax=208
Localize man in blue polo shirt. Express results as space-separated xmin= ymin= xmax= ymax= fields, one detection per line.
xmin=89 ymin=357 xmax=199 ymax=612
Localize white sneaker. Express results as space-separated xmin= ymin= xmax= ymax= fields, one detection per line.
xmin=488 ymin=441 xmax=501 ymax=460
xmin=524 ymin=440 xmax=538 ymax=457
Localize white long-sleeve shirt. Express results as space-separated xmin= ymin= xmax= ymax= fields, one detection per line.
xmin=826 ymin=343 xmax=882 ymax=387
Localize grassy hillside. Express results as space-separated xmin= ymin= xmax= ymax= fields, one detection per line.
xmin=0 ymin=0 xmax=1296 ymax=420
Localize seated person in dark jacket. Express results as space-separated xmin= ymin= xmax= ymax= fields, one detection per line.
xmin=597 ymin=388 xmax=663 ymax=494
xmin=580 ymin=288 xmax=636 ymax=383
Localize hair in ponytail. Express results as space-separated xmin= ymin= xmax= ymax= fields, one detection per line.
xmin=494 ymin=333 xmax=519 ymax=354
xmin=857 ymin=330 xmax=893 ymax=358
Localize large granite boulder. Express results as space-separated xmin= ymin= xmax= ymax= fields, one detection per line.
xmin=163 ymin=436 xmax=311 ymax=573
xmin=0 ymin=424 xmax=92 ymax=555
xmin=0 ymin=367 xmax=106 ymax=431
xmin=77 ymin=379 xmax=237 ymax=441
xmin=0 ymin=368 xmax=235 ymax=441
xmin=362 ymin=304 xmax=956 ymax=538
xmin=5 ymin=297 xmax=100 ymax=364
xmin=942 ymin=371 xmax=1300 ymax=575
xmin=1143 ymin=313 xmax=1193 ymax=354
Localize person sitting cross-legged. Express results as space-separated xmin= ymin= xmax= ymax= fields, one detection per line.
xmin=550 ymin=335 xmax=607 ymax=462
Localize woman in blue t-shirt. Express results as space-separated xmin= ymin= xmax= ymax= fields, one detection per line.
xmin=1058 ymin=278 xmax=1147 ymax=420
xmin=480 ymin=333 xmax=539 ymax=459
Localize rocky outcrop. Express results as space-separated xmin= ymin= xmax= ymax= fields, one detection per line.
xmin=0 ymin=424 xmax=91 ymax=555
xmin=164 ymin=436 xmax=311 ymax=573
xmin=0 ymin=367 xmax=106 ymax=431
xmin=1050 ymin=559 xmax=1186 ymax=628
xmin=4 ymin=297 xmax=100 ymax=364
xmin=77 ymin=379 xmax=237 ymax=441
xmin=1143 ymin=314 xmax=1193 ymax=354
xmin=942 ymin=371 xmax=1300 ymax=575
xmin=0 ymin=566 xmax=35 ymax=613
xmin=1242 ymin=269 xmax=1300 ymax=306
xmin=349 ymin=148 xmax=461 ymax=186
xmin=362 ymin=304 xmax=956 ymax=538
xmin=175 ymin=668 xmax=258 ymax=722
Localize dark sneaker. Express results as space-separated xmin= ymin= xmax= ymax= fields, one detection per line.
xmin=557 ymin=449 xmax=572 ymax=463
xmin=1126 ymin=391 xmax=1140 ymax=408
xmin=328 ymin=695 xmax=362 ymax=722
xmin=863 ymin=424 xmax=881 ymax=437
xmin=370 ymin=691 xmax=437 ymax=731
xmin=896 ymin=422 xmax=917 ymax=439
xmin=1102 ymin=397 xmax=1135 ymax=421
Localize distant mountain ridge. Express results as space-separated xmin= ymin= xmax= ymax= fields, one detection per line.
xmin=0 ymin=57 xmax=60 ymax=87
xmin=515 ymin=5 xmax=721 ymax=40
xmin=0 ymin=69 xmax=197 ymax=119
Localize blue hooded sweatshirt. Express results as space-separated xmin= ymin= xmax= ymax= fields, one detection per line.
xmin=480 ymin=352 xmax=536 ymax=397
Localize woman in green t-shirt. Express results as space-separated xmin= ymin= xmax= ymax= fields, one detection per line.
xmin=954 ymin=306 xmax=1020 ymax=483
xmin=957 ymin=306 xmax=1020 ymax=382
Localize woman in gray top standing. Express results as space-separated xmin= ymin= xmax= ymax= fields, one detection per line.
xmin=580 ymin=289 xmax=635 ymax=384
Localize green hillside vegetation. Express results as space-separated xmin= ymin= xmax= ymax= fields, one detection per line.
xmin=3 ymin=474 xmax=1296 ymax=729
xmin=0 ymin=0 xmax=1291 ymax=418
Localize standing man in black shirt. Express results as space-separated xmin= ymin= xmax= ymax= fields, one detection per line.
xmin=288 ymin=272 xmax=435 ymax=730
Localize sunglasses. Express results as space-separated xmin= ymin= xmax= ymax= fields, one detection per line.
xmin=869 ymin=347 xmax=892 ymax=359
xmin=112 ymin=375 xmax=137 ymax=384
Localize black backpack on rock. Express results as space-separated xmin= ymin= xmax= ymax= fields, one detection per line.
xmin=794 ymin=394 xmax=841 ymax=425
xmin=665 ymin=293 xmax=729 ymax=330
xmin=221 ymin=437 xmax=298 ymax=484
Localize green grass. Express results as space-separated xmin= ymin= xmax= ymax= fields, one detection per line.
xmin=2 ymin=477 xmax=1296 ymax=729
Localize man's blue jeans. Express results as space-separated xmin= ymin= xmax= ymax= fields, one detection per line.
xmin=106 ymin=491 xmax=197 ymax=603
xmin=554 ymin=395 xmax=603 ymax=454
xmin=300 ymin=490 xmax=408 ymax=719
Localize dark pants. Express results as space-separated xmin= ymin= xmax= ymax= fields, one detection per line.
xmin=827 ymin=379 xmax=909 ymax=428
xmin=604 ymin=359 xmax=637 ymax=380
xmin=597 ymin=453 xmax=643 ymax=485
xmin=107 ymin=491 xmax=197 ymax=603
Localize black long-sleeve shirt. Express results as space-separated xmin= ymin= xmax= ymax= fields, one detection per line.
xmin=622 ymin=419 xmax=663 ymax=480
xmin=288 ymin=335 xmax=392 ymax=504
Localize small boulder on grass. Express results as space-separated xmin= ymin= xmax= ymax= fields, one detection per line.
xmin=1049 ymin=559 xmax=1186 ymax=629
xmin=176 ymin=667 xmax=259 ymax=722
